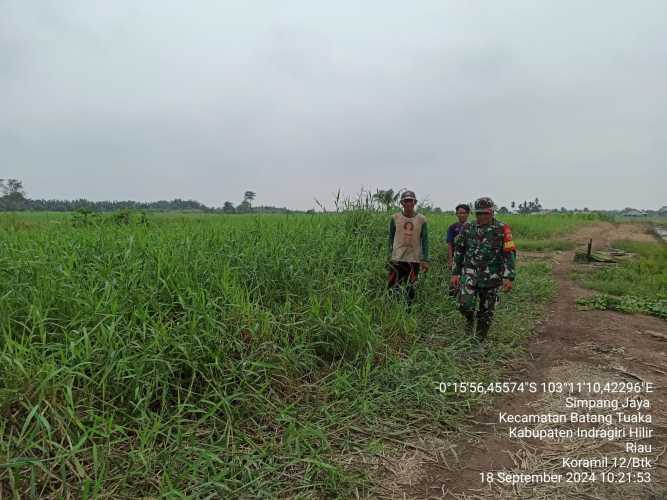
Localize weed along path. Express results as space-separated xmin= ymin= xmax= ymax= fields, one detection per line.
xmin=397 ymin=223 xmax=667 ymax=499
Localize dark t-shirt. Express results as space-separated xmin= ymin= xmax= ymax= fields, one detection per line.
xmin=446 ymin=222 xmax=465 ymax=244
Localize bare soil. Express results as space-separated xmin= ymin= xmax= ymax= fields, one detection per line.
xmin=378 ymin=223 xmax=667 ymax=499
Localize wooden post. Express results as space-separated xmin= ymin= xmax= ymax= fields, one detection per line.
xmin=587 ymin=239 xmax=592 ymax=260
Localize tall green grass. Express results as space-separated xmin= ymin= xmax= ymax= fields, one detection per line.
xmin=0 ymin=211 xmax=556 ymax=497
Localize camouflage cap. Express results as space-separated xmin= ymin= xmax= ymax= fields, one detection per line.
xmin=400 ymin=190 xmax=417 ymax=201
xmin=473 ymin=197 xmax=495 ymax=213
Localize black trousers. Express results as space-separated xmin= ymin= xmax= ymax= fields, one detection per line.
xmin=387 ymin=261 xmax=420 ymax=304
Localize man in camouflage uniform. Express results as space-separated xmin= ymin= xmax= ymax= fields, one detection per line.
xmin=449 ymin=197 xmax=516 ymax=340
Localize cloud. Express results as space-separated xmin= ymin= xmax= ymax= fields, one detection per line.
xmin=3 ymin=0 xmax=666 ymax=209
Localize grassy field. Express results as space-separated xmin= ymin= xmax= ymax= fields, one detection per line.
xmin=576 ymin=239 xmax=667 ymax=319
xmin=0 ymin=211 xmax=596 ymax=497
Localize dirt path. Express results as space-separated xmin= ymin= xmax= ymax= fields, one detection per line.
xmin=388 ymin=223 xmax=667 ymax=499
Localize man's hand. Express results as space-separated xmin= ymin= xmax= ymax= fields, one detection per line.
xmin=450 ymin=275 xmax=460 ymax=288
xmin=502 ymin=279 xmax=513 ymax=292
xmin=420 ymin=261 xmax=430 ymax=272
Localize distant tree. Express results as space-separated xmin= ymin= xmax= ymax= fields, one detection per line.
xmin=418 ymin=196 xmax=434 ymax=212
xmin=0 ymin=178 xmax=27 ymax=210
xmin=1 ymin=178 xmax=25 ymax=197
xmin=433 ymin=207 xmax=443 ymax=213
xmin=517 ymin=197 xmax=543 ymax=214
xmin=498 ymin=206 xmax=509 ymax=214
xmin=237 ymin=200 xmax=251 ymax=213
xmin=373 ymin=188 xmax=399 ymax=211
xmin=222 ymin=201 xmax=236 ymax=213
xmin=560 ymin=206 xmax=567 ymax=213
xmin=511 ymin=201 xmax=516 ymax=210
xmin=243 ymin=191 xmax=256 ymax=206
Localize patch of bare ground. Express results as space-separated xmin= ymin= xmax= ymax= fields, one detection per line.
xmin=375 ymin=223 xmax=667 ymax=499
xmin=562 ymin=221 xmax=659 ymax=246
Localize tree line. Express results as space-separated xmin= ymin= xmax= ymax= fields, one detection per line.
xmin=4 ymin=179 xmax=626 ymax=215
xmin=0 ymin=180 xmax=294 ymax=214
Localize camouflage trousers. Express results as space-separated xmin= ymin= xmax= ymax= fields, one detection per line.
xmin=457 ymin=282 xmax=499 ymax=338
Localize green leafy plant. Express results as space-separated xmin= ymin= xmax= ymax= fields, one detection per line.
xmin=576 ymin=294 xmax=667 ymax=319
xmin=70 ymin=207 xmax=96 ymax=226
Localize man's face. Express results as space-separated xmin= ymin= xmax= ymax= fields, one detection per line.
xmin=401 ymin=199 xmax=416 ymax=213
xmin=475 ymin=210 xmax=492 ymax=225
xmin=456 ymin=208 xmax=469 ymax=223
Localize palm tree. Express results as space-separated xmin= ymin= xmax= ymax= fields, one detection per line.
xmin=243 ymin=191 xmax=256 ymax=206
xmin=373 ymin=189 xmax=399 ymax=211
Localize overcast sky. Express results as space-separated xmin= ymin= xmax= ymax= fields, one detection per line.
xmin=3 ymin=1 xmax=666 ymax=210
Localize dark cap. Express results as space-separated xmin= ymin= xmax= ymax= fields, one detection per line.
xmin=473 ymin=197 xmax=495 ymax=213
xmin=400 ymin=190 xmax=417 ymax=201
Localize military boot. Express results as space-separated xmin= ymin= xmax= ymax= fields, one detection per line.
xmin=477 ymin=321 xmax=490 ymax=341
xmin=462 ymin=311 xmax=475 ymax=336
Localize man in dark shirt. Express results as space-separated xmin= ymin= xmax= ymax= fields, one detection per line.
xmin=446 ymin=204 xmax=470 ymax=297
xmin=446 ymin=204 xmax=470 ymax=270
